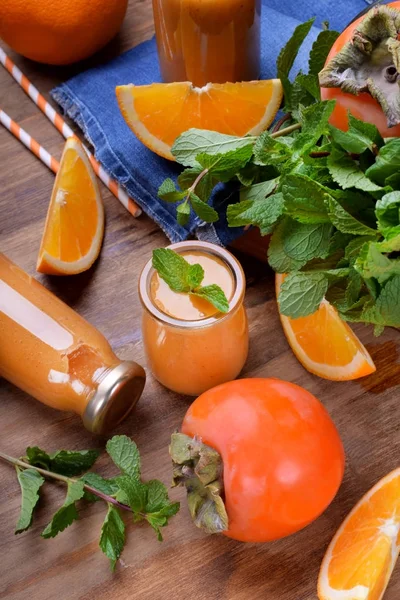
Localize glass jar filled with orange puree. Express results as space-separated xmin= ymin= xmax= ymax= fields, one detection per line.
xmin=139 ymin=241 xmax=248 ymax=396
xmin=0 ymin=253 xmax=146 ymax=433
xmin=152 ymin=0 xmax=261 ymax=87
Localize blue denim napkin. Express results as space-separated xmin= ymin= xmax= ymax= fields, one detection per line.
xmin=52 ymin=0 xmax=368 ymax=245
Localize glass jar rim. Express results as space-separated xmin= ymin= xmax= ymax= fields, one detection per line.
xmin=138 ymin=241 xmax=246 ymax=330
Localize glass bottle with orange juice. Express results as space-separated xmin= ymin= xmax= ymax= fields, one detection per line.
xmin=139 ymin=241 xmax=249 ymax=396
xmin=0 ymin=253 xmax=146 ymax=433
xmin=152 ymin=0 xmax=261 ymax=87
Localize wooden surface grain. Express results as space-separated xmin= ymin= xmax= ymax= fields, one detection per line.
xmin=1 ymin=2 xmax=400 ymax=599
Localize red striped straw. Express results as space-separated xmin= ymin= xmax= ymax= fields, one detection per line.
xmin=0 ymin=108 xmax=60 ymax=174
xmin=0 ymin=47 xmax=141 ymax=217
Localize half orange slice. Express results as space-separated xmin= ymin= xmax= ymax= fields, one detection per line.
xmin=276 ymin=273 xmax=376 ymax=380
xmin=116 ymin=80 xmax=283 ymax=160
xmin=37 ymin=137 xmax=104 ymax=275
xmin=318 ymin=468 xmax=400 ymax=600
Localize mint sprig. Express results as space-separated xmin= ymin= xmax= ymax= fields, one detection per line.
xmin=152 ymin=248 xmax=229 ymax=314
xmin=0 ymin=435 xmax=179 ymax=570
xmin=154 ymin=18 xmax=400 ymax=334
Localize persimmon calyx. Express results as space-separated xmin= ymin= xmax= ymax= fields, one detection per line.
xmin=169 ymin=433 xmax=228 ymax=534
xmin=319 ymin=6 xmax=400 ymax=127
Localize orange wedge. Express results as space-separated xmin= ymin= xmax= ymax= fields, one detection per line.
xmin=37 ymin=137 xmax=104 ymax=275
xmin=318 ymin=468 xmax=400 ymax=600
xmin=116 ymin=80 xmax=283 ymax=160
xmin=276 ymin=273 xmax=376 ymax=381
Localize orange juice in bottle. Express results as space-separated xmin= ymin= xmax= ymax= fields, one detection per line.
xmin=0 ymin=253 xmax=146 ymax=433
xmin=139 ymin=241 xmax=248 ymax=396
xmin=152 ymin=0 xmax=261 ymax=87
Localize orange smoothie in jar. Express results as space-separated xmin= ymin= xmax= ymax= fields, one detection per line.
xmin=139 ymin=241 xmax=248 ymax=396
xmin=152 ymin=0 xmax=261 ymax=87
xmin=0 ymin=253 xmax=145 ymax=433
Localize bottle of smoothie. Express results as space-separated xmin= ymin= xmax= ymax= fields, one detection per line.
xmin=152 ymin=0 xmax=261 ymax=87
xmin=139 ymin=241 xmax=248 ymax=396
xmin=0 ymin=253 xmax=146 ymax=433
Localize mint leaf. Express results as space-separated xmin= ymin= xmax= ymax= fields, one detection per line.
xmin=177 ymin=202 xmax=190 ymax=226
xmin=15 ymin=468 xmax=45 ymax=533
xmin=330 ymin=114 xmax=383 ymax=155
xmin=196 ymin=146 xmax=253 ymax=181
xmin=158 ymin=178 xmax=185 ymax=203
xmin=116 ymin=476 xmax=148 ymax=514
xmin=178 ymin=167 xmax=216 ymax=203
xmin=227 ymin=192 xmax=284 ymax=233
xmin=26 ymin=446 xmax=99 ymax=476
xmin=49 ymin=450 xmax=100 ymax=477
xmin=366 ymin=139 xmax=400 ymax=185
xmin=327 ymin=198 xmax=377 ymax=236
xmin=144 ymin=482 xmax=180 ymax=541
xmin=327 ymin=148 xmax=383 ymax=192
xmin=41 ymin=480 xmax=85 ymax=539
xmin=278 ymin=271 xmax=328 ymax=318
xmin=146 ymin=502 xmax=180 ymax=542
xmin=26 ymin=447 xmax=51 ymax=470
xmin=282 ymin=220 xmax=333 ymax=263
xmin=99 ymin=505 xmax=125 ymax=571
xmin=293 ymin=73 xmax=320 ymax=100
xmin=152 ymin=248 xmax=191 ymax=293
xmin=282 ymin=174 xmax=330 ymax=224
xmin=106 ymin=435 xmax=141 ymax=479
xmin=361 ymin=275 xmax=400 ymax=328
xmin=277 ymin=18 xmax=315 ymax=106
xmin=187 ymin=263 xmax=204 ymax=289
xmin=308 ymin=29 xmax=340 ymax=75
xmin=253 ymin=132 xmax=293 ymax=166
xmin=268 ymin=219 xmax=308 ymax=272
xmin=240 ymin=178 xmax=280 ymax=203
xmin=190 ymin=193 xmax=218 ymax=223
xmin=193 ymin=284 xmax=230 ymax=314
xmin=376 ymin=191 xmax=400 ymax=234
xmin=172 ymin=129 xmax=254 ymax=167
xmin=80 ymin=472 xmax=119 ymax=497
xmin=344 ymin=236 xmax=377 ymax=266
xmin=145 ymin=480 xmax=170 ymax=513
xmin=354 ymin=242 xmax=400 ymax=284
xmin=293 ymin=100 xmax=335 ymax=156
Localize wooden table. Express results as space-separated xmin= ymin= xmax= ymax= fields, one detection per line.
xmin=1 ymin=3 xmax=400 ymax=599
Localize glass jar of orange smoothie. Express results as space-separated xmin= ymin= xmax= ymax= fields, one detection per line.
xmin=0 ymin=253 xmax=146 ymax=433
xmin=139 ymin=241 xmax=248 ymax=396
xmin=152 ymin=0 xmax=261 ymax=87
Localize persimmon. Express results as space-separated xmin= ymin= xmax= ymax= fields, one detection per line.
xmin=320 ymin=3 xmax=400 ymax=137
xmin=171 ymin=378 xmax=345 ymax=542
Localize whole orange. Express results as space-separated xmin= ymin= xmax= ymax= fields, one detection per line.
xmin=0 ymin=0 xmax=128 ymax=65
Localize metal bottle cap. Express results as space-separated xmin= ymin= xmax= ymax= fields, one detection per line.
xmin=82 ymin=361 xmax=146 ymax=434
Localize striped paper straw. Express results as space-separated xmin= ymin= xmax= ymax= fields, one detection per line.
xmin=0 ymin=108 xmax=60 ymax=174
xmin=0 ymin=47 xmax=141 ymax=217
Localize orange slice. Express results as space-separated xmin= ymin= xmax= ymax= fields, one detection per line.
xmin=318 ymin=468 xmax=400 ymax=600
xmin=37 ymin=137 xmax=104 ymax=275
xmin=116 ymin=80 xmax=283 ymax=160
xmin=276 ymin=273 xmax=376 ymax=380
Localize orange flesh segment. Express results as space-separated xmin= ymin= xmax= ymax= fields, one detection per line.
xmin=37 ymin=138 xmax=104 ymax=275
xmin=116 ymin=80 xmax=283 ymax=160
xmin=319 ymin=470 xmax=400 ymax=600
xmin=287 ymin=302 xmax=369 ymax=368
xmin=40 ymin=148 xmax=99 ymax=262
xmin=276 ymin=274 xmax=376 ymax=380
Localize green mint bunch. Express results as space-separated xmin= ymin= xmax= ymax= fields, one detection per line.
xmin=1 ymin=435 xmax=179 ymax=570
xmin=152 ymin=248 xmax=229 ymax=313
xmin=156 ymin=20 xmax=400 ymax=333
